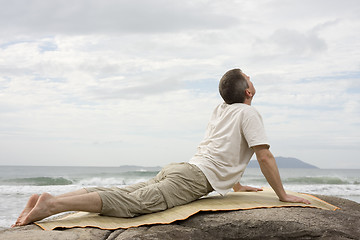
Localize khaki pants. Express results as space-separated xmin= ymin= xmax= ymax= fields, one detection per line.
xmin=85 ymin=162 xmax=213 ymax=217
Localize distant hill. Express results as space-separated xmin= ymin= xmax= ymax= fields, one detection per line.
xmin=247 ymin=157 xmax=319 ymax=168
xmin=119 ymin=157 xmax=318 ymax=170
xmin=118 ymin=165 xmax=162 ymax=172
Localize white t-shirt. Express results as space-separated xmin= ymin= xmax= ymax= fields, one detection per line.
xmin=189 ymin=103 xmax=269 ymax=195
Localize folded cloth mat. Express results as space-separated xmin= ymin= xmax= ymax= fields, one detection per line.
xmin=35 ymin=188 xmax=339 ymax=230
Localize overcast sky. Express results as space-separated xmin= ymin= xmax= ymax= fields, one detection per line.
xmin=0 ymin=0 xmax=359 ymax=168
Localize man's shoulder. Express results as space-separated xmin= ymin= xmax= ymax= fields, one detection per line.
xmin=236 ymin=105 xmax=264 ymax=122
xmin=230 ymin=103 xmax=259 ymax=114
xmin=214 ymin=103 xmax=261 ymax=118
xmin=218 ymin=103 xmax=250 ymax=110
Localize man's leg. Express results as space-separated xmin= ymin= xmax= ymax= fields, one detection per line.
xmin=13 ymin=188 xmax=92 ymax=227
xmin=94 ymin=182 xmax=168 ymax=218
xmin=120 ymin=169 xmax=165 ymax=193
xmin=15 ymin=163 xmax=211 ymax=225
xmin=15 ymin=191 xmax=102 ymax=226
xmin=120 ymin=178 xmax=157 ymax=193
xmin=96 ymin=163 xmax=212 ymax=218
xmin=155 ymin=163 xmax=213 ymax=209
xmin=56 ymin=188 xmax=88 ymax=198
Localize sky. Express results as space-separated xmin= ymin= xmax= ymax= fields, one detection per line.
xmin=0 ymin=0 xmax=359 ymax=168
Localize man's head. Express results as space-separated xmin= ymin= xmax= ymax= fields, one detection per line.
xmin=219 ymin=68 xmax=255 ymax=105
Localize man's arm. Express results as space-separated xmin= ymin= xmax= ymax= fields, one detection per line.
xmin=253 ymin=145 xmax=311 ymax=204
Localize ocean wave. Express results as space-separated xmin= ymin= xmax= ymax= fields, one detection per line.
xmin=120 ymin=171 xmax=159 ymax=177
xmin=77 ymin=177 xmax=152 ymax=186
xmin=1 ymin=177 xmax=73 ymax=186
xmin=78 ymin=177 xmax=126 ymax=186
xmin=284 ymin=184 xmax=360 ymax=198
xmin=283 ymin=176 xmax=359 ymax=185
xmin=243 ymin=175 xmax=359 ymax=185
xmin=0 ymin=176 xmax=154 ymax=187
xmin=2 ymin=175 xmax=358 ymax=187
xmin=0 ymin=170 xmax=159 ymax=187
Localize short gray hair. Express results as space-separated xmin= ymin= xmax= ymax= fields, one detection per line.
xmin=219 ymin=69 xmax=249 ymax=104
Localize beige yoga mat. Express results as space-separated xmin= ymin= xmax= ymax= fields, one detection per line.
xmin=35 ymin=188 xmax=339 ymax=231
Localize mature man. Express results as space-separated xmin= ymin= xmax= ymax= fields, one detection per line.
xmin=13 ymin=69 xmax=309 ymax=227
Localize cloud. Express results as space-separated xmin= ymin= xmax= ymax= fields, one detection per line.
xmin=251 ymin=28 xmax=327 ymax=62
xmin=262 ymin=0 xmax=360 ymax=21
xmin=270 ymin=29 xmax=327 ymax=54
xmin=0 ymin=0 xmax=238 ymax=37
xmin=88 ymin=77 xmax=182 ymax=100
xmin=0 ymin=0 xmax=359 ymax=167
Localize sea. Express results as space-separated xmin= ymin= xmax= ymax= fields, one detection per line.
xmin=0 ymin=165 xmax=359 ymax=229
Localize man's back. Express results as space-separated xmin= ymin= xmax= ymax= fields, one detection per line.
xmin=189 ymin=103 xmax=269 ymax=195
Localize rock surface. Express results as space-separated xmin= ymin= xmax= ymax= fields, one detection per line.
xmin=1 ymin=195 xmax=359 ymax=240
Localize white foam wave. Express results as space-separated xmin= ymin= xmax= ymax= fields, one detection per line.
xmin=78 ymin=177 xmax=126 ymax=186
xmin=284 ymin=184 xmax=360 ymax=197
xmin=77 ymin=177 xmax=151 ymax=187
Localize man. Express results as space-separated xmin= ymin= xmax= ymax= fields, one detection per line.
xmin=13 ymin=69 xmax=310 ymax=227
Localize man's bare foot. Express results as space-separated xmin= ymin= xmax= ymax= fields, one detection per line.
xmin=16 ymin=193 xmax=55 ymax=226
xmin=12 ymin=194 xmax=40 ymax=227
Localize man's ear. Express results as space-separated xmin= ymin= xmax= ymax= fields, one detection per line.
xmin=245 ymin=89 xmax=252 ymax=97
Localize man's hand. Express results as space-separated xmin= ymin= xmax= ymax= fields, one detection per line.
xmin=233 ymin=182 xmax=263 ymax=192
xmin=280 ymin=194 xmax=311 ymax=204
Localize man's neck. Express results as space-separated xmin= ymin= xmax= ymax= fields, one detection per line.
xmin=243 ymin=98 xmax=252 ymax=106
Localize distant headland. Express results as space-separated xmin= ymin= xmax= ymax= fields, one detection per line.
xmin=248 ymin=157 xmax=319 ymax=168
xmin=119 ymin=157 xmax=319 ymax=170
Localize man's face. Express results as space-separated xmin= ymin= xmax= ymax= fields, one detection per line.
xmin=241 ymin=72 xmax=256 ymax=97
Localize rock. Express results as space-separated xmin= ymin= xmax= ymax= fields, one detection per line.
xmin=0 ymin=224 xmax=112 ymax=240
xmin=1 ymin=195 xmax=359 ymax=240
